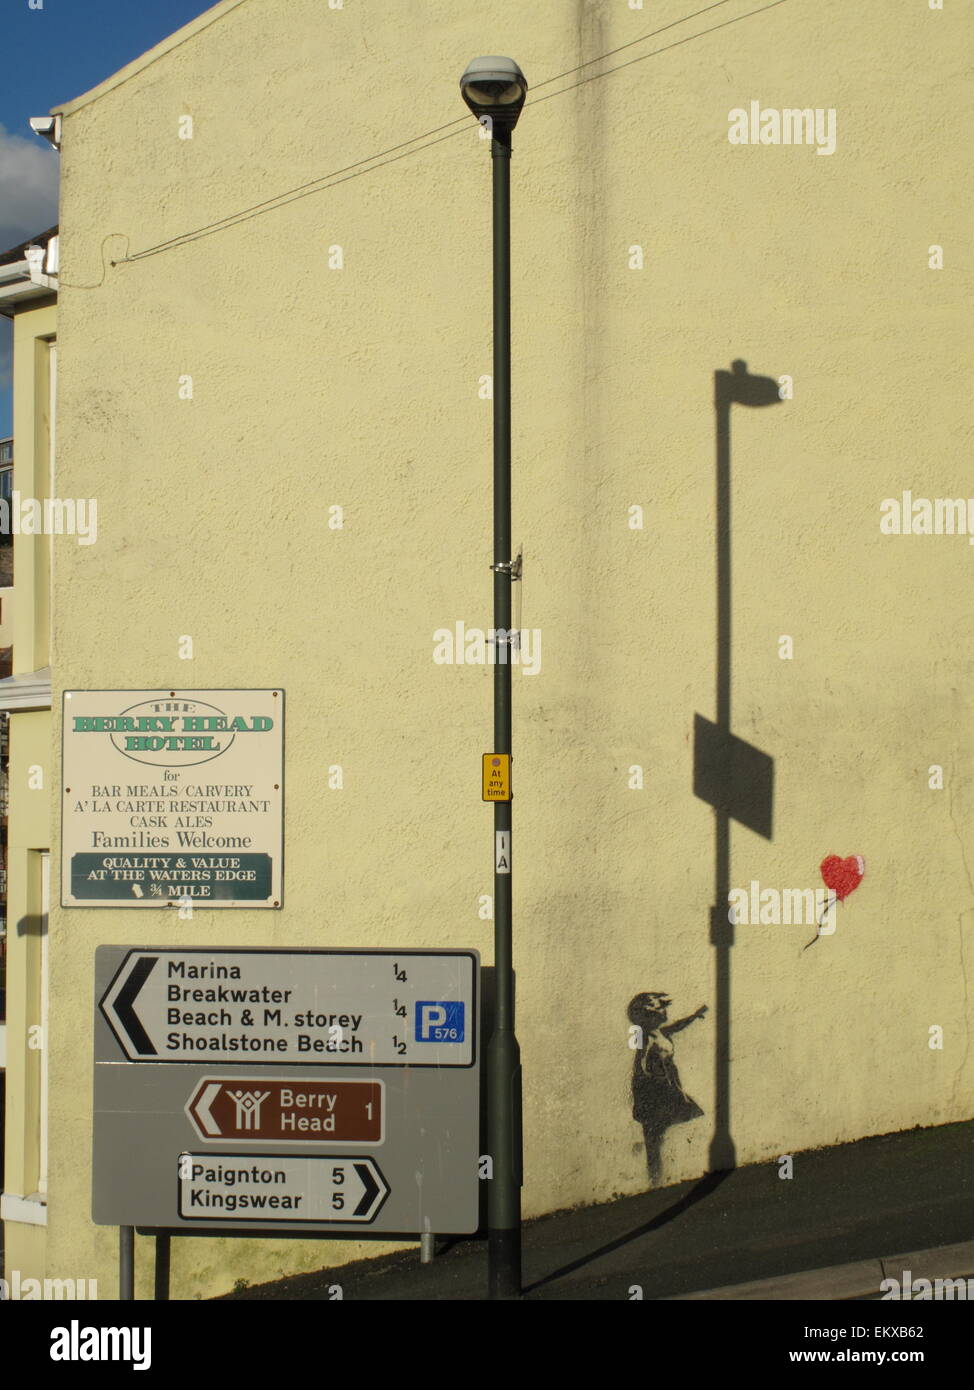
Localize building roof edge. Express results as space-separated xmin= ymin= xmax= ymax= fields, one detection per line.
xmin=51 ymin=0 xmax=250 ymax=118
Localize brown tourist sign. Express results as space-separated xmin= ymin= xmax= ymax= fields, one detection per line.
xmin=186 ymin=1077 xmax=383 ymax=1145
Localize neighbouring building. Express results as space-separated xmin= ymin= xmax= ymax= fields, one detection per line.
xmin=0 ymin=226 xmax=58 ymax=1280
xmin=3 ymin=0 xmax=970 ymax=1299
xmin=0 ymin=436 xmax=14 ymax=594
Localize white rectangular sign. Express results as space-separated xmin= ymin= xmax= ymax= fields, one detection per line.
xmin=61 ymin=689 xmax=283 ymax=908
xmin=177 ymin=1153 xmax=389 ymax=1224
xmin=99 ymin=948 xmax=476 ymax=1066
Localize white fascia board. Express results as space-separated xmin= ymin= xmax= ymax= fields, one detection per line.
xmin=29 ymin=115 xmax=61 ymax=149
xmin=0 ymin=260 xmax=30 ymax=285
xmin=0 ymin=275 xmax=53 ymax=310
xmin=0 ymin=1192 xmax=48 ymax=1226
xmin=0 ymin=667 xmax=52 ymax=711
xmin=25 ymin=246 xmax=58 ymax=291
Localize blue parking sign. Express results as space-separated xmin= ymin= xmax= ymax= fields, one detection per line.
xmin=415 ymin=1001 xmax=465 ymax=1043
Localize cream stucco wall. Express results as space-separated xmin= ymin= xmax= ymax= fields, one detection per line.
xmin=1 ymin=292 xmax=55 ymax=1284
xmin=11 ymin=303 xmax=55 ymax=676
xmin=2 ymin=711 xmax=52 ymax=1281
xmin=41 ymin=0 xmax=974 ymax=1298
xmin=2 ymin=283 xmax=56 ymax=1283
xmin=0 ymin=589 xmax=13 ymax=648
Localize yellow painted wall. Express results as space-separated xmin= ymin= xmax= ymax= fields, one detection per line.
xmin=1 ymin=1221 xmax=47 ymax=1292
xmin=10 ymin=303 xmax=55 ymax=676
xmin=9 ymin=711 xmax=50 ymax=852
xmin=43 ymin=0 xmax=973 ymax=1298
xmin=2 ymin=287 xmax=56 ymax=1284
xmin=2 ymin=718 xmax=51 ymax=1281
xmin=0 ymin=589 xmax=13 ymax=648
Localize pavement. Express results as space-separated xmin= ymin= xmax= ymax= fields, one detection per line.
xmin=222 ymin=1117 xmax=974 ymax=1301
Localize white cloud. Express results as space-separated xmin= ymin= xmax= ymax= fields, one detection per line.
xmin=0 ymin=123 xmax=59 ymax=251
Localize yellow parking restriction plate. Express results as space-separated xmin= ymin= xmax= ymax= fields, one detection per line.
xmin=482 ymin=754 xmax=511 ymax=802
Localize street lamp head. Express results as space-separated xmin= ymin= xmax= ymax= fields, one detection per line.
xmin=459 ymin=56 xmax=527 ymax=130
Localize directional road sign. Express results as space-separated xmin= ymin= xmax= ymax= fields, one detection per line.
xmin=99 ymin=947 xmax=474 ymax=1065
xmin=93 ymin=947 xmax=480 ymax=1234
xmin=178 ymin=1154 xmax=389 ymax=1224
xmin=185 ymin=1078 xmax=384 ymax=1145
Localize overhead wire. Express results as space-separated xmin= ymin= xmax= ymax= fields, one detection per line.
xmin=107 ymin=0 xmax=791 ymax=266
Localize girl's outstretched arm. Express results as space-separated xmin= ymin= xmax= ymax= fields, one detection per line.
xmin=662 ymin=1005 xmax=707 ymax=1037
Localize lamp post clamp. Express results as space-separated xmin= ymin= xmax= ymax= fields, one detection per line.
xmin=489 ymin=550 xmax=522 ymax=580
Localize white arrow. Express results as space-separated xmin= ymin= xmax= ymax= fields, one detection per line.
xmin=193 ymin=1082 xmax=223 ymax=1137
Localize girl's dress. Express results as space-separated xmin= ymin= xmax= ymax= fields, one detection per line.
xmin=631 ymin=1029 xmax=703 ymax=1128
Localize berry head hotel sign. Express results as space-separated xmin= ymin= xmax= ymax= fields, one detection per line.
xmin=61 ymin=690 xmax=284 ymax=908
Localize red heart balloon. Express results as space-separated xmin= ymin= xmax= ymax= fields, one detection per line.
xmin=820 ymin=854 xmax=864 ymax=902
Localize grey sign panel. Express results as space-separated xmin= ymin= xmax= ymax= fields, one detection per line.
xmin=62 ymin=690 xmax=284 ymax=908
xmin=93 ymin=947 xmax=480 ymax=1235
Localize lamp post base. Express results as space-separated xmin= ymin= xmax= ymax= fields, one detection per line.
xmin=488 ymin=1228 xmax=522 ymax=1300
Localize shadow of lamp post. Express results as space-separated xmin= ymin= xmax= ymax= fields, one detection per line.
xmin=694 ymin=359 xmax=779 ymax=1173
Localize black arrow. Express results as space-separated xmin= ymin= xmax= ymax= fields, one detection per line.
xmin=352 ymin=1162 xmax=383 ymax=1217
xmin=113 ymin=955 xmax=158 ymax=1055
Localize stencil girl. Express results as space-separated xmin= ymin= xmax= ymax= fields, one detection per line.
xmin=627 ymin=992 xmax=707 ymax=1183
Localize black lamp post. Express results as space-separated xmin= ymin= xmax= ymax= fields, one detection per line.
xmin=459 ymin=55 xmax=527 ymax=1301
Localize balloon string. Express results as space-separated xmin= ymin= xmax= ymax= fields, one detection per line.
xmin=803 ymin=894 xmax=838 ymax=951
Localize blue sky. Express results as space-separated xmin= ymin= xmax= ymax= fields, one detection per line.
xmin=1 ymin=0 xmax=219 ymax=436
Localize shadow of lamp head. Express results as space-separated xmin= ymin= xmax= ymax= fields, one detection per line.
xmin=715 ymin=358 xmax=781 ymax=410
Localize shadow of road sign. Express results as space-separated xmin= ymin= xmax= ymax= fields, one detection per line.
xmin=693 ymin=713 xmax=774 ymax=840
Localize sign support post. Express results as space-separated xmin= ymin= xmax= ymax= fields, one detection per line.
xmin=154 ymin=1235 xmax=170 ymax=1301
xmin=119 ymin=1226 xmax=134 ymax=1300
